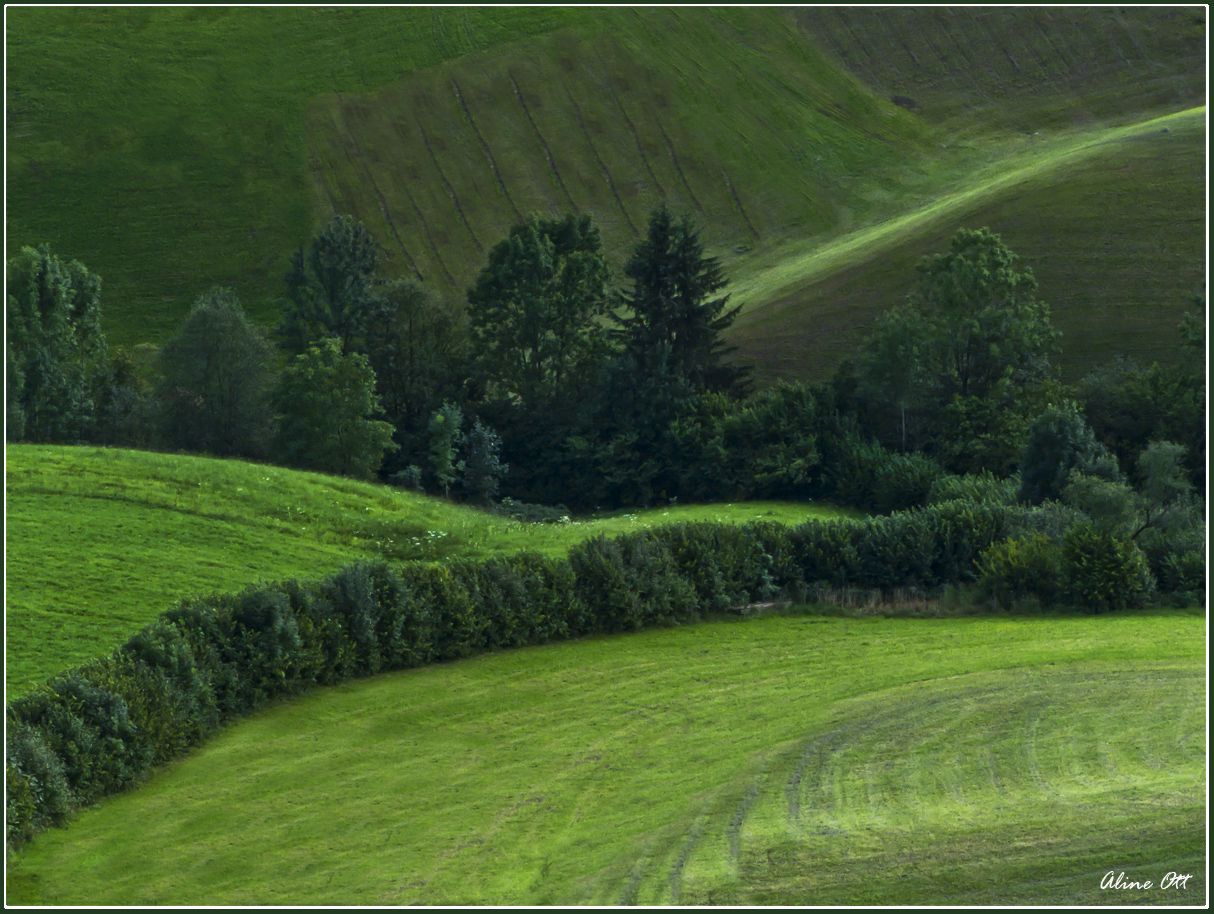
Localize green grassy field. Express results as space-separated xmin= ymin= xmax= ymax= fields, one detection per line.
xmin=4 ymin=444 xmax=860 ymax=697
xmin=6 ymin=8 xmax=1204 ymax=381
xmin=5 ymin=610 xmax=1204 ymax=905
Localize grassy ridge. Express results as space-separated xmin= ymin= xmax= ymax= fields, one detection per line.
xmin=303 ymin=9 xmax=933 ymax=302
xmin=5 ymin=612 xmax=1204 ymax=905
xmin=729 ymin=107 xmax=1207 ymax=383
xmin=4 ymin=444 xmax=859 ymax=696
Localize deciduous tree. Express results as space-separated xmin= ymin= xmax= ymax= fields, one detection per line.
xmin=271 ymin=338 xmax=397 ymax=479
xmin=156 ymin=287 xmax=276 ymax=458
xmin=467 ymin=214 xmax=613 ymax=409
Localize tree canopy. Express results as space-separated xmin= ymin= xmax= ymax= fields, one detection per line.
xmin=6 ymin=245 xmax=108 ymax=442
xmin=466 ymin=213 xmax=613 ymax=408
xmin=615 ymin=206 xmax=749 ymax=396
xmin=271 ymin=338 xmax=397 ymax=479
xmin=156 ymin=287 xmax=276 ymax=458
xmin=278 ymin=215 xmax=382 ymax=356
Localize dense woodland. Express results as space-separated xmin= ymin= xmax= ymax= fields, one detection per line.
xmin=6 ymin=209 xmax=1207 ymax=614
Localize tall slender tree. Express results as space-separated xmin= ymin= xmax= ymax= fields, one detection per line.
xmin=615 ymin=206 xmax=749 ymax=396
xmin=278 ymin=215 xmax=382 ymax=356
xmin=6 ymin=245 xmax=108 ymax=442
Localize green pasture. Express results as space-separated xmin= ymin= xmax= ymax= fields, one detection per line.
xmin=6 ymin=610 xmax=1204 ymax=905
xmin=4 ymin=444 xmax=859 ymax=696
xmin=7 ymin=8 xmax=1203 ymax=380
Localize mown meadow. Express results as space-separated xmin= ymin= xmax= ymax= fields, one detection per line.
xmin=6 ymin=611 xmax=1204 ymax=905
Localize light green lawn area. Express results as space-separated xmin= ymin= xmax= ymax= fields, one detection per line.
xmin=4 ymin=444 xmax=860 ymax=696
xmin=6 ymin=610 xmax=1204 ymax=905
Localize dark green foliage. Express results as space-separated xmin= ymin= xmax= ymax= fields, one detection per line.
xmin=615 ymin=206 xmax=749 ymax=396
xmin=467 ymin=213 xmax=614 ymax=409
xmin=668 ymin=384 xmax=820 ymax=502
xmin=461 ymin=420 xmax=506 ymax=505
xmin=928 ymin=470 xmax=1017 ymax=506
xmin=567 ymin=534 xmax=699 ymax=631
xmin=117 ymin=621 xmax=219 ymax=762
xmin=1017 ymin=403 xmax=1119 ymax=505
xmin=818 ymin=429 xmax=945 ymax=514
xmin=906 ymin=227 xmax=1059 ymax=401
xmin=654 ymin=522 xmax=786 ymax=612
xmin=5 ymin=724 xmax=73 ymax=844
xmin=976 ymin=534 xmax=1064 ymax=608
xmin=1061 ymin=523 xmax=1153 ymax=613
xmin=155 ymin=287 xmax=277 ymax=458
xmin=271 ymin=338 xmax=398 ymax=479
xmin=852 ymin=229 xmax=1061 ymax=474
xmin=6 ymin=245 xmax=109 ymax=443
xmin=1078 ymin=304 xmax=1206 ymax=496
xmin=8 ymin=673 xmax=150 ymax=807
xmin=279 ymin=215 xmax=382 ymax=356
xmin=1137 ymin=523 xmax=1206 ymax=596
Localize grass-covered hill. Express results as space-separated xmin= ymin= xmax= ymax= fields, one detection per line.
xmin=4 ymin=444 xmax=858 ymax=697
xmin=5 ymin=7 xmax=1205 ymax=379
xmin=7 ymin=611 xmax=1204 ymax=905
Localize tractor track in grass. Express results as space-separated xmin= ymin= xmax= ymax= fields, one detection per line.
xmin=509 ymin=72 xmax=578 ymax=215
xmin=415 ymin=118 xmax=483 ymax=254
xmin=336 ymin=105 xmax=425 ymax=280
xmin=597 ymin=60 xmax=667 ymax=201
xmin=450 ymin=78 xmax=523 ymax=224
xmin=655 ymin=121 xmax=703 ymax=213
xmin=565 ymin=86 xmax=639 ymax=236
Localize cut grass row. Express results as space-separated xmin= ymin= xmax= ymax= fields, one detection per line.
xmin=4 ymin=444 xmax=861 ymax=697
xmin=5 ymin=610 xmax=1204 ymax=905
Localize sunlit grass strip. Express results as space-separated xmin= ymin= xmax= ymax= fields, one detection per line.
xmin=5 ymin=611 xmax=1204 ymax=905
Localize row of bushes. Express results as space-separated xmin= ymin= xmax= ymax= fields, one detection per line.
xmin=10 ymin=492 xmax=1204 ymax=850
xmin=7 ymin=502 xmax=1023 ymax=850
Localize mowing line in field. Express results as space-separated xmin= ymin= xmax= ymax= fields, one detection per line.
xmin=336 ymin=106 xmax=425 ymax=279
xmin=450 ymin=78 xmax=524 ymax=223
xmin=509 ymin=72 xmax=579 ymax=215
xmin=390 ymin=135 xmax=457 ymax=286
xmin=415 ymin=118 xmax=483 ymax=254
xmin=723 ymin=171 xmax=760 ymax=241
xmin=598 ymin=59 xmax=668 ymax=201
xmin=655 ymin=121 xmax=703 ymax=213
xmin=565 ymin=86 xmax=639 ymax=236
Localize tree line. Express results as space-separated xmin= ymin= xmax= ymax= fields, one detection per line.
xmin=6 ymin=212 xmax=1205 ymax=520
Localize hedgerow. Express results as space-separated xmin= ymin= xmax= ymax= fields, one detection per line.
xmin=4 ymin=499 xmax=1188 ymax=851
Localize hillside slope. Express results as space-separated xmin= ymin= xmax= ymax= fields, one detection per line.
xmin=6 ymin=613 xmax=1204 ymax=905
xmin=730 ymin=107 xmax=1206 ymax=383
xmin=6 ymin=7 xmax=1203 ymax=380
xmin=4 ymin=444 xmax=855 ymax=696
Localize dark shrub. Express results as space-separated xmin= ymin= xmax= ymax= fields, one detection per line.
xmin=1062 ymin=523 xmax=1153 ymax=612
xmin=6 ymin=723 xmax=73 ymax=845
xmin=976 ymin=534 xmax=1063 ymax=608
